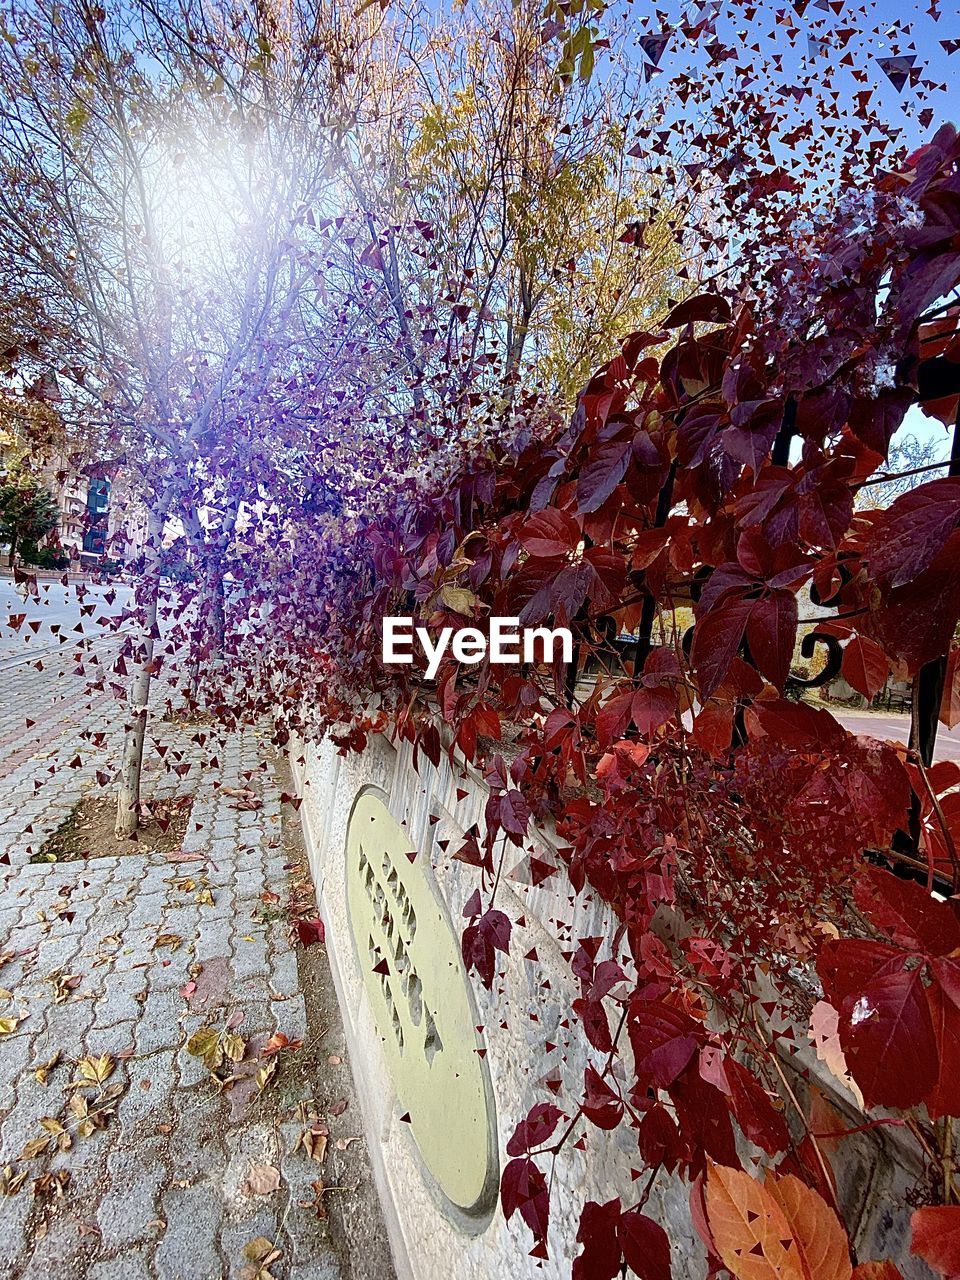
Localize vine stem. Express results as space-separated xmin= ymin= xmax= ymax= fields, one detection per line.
xmin=944 ymin=1119 xmax=956 ymax=1205
xmin=910 ymin=749 xmax=960 ymax=892
xmin=752 ymin=1009 xmax=842 ymax=1217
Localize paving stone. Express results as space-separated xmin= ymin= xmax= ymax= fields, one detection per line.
xmin=195 ymin=914 xmax=234 ymax=963
xmin=0 ymin=650 xmax=354 ymax=1280
xmin=93 ymin=968 xmax=148 ymax=1028
xmin=86 ymin=1021 xmax=138 ymax=1058
xmin=232 ymin=932 xmax=269 ymax=981
xmin=0 ymin=1177 xmax=32 ymax=1269
xmin=87 ymin=1247 xmax=156 ymax=1280
xmin=116 ymin=1049 xmax=177 ymax=1136
xmin=135 ymin=988 xmax=186 ymax=1055
xmin=154 ymin=1181 xmax=225 ymax=1280
xmin=97 ymin=1147 xmax=166 ymax=1249
xmin=271 ymin=994 xmax=308 ymax=1042
xmin=267 ymin=948 xmax=300 ymax=999
xmin=0 ymin=1028 xmax=38 ymax=1085
xmin=17 ymin=1215 xmax=87 ymax=1279
xmin=31 ymin=997 xmax=95 ymax=1061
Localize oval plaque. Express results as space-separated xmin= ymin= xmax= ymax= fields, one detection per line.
xmin=345 ymin=789 xmax=497 ymax=1218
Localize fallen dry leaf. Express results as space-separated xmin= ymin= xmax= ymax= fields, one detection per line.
xmin=164 ymin=849 xmax=203 ymax=863
xmin=222 ymin=1032 xmax=246 ymax=1064
xmin=32 ymin=1169 xmax=70 ymax=1198
xmin=186 ymin=1027 xmax=224 ymax=1071
xmin=297 ymin=1125 xmax=328 ymax=1163
xmin=246 ymin=1163 xmax=281 ymax=1196
xmin=21 ymin=1135 xmax=51 ymax=1160
xmin=255 ymin=1057 xmax=278 ymax=1094
xmin=240 ymin=1235 xmax=282 ymax=1280
xmin=0 ymin=1164 xmax=27 ymax=1196
xmin=74 ymin=1054 xmax=115 ymax=1086
xmin=262 ymin=1032 xmax=303 ymax=1057
xmin=152 ymin=933 xmax=183 ymax=952
xmin=34 ymin=1051 xmax=61 ymax=1085
xmin=296 ymin=918 xmax=325 ymax=948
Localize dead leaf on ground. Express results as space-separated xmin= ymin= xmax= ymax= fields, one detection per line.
xmin=246 ymin=1163 xmax=281 ymax=1196
xmin=153 ymin=933 xmax=183 ymax=952
xmin=0 ymin=1016 xmax=22 ymax=1035
xmin=34 ymin=1051 xmax=60 ymax=1084
xmin=261 ymin=1032 xmax=303 ymax=1056
xmin=21 ymin=1135 xmax=51 ymax=1160
xmin=296 ymin=1125 xmax=328 ymax=1163
xmin=296 ymin=918 xmax=325 ymax=948
xmin=39 ymin=1117 xmax=71 ymax=1152
xmin=255 ymin=1057 xmax=278 ymax=1094
xmin=74 ymin=1053 xmax=115 ymax=1086
xmin=240 ymin=1235 xmax=282 ymax=1280
xmin=307 ymin=1178 xmax=328 ymax=1219
xmin=164 ymin=849 xmax=203 ymax=864
xmin=32 ymin=1170 xmax=70 ymax=1198
xmin=49 ymin=972 xmax=82 ymax=1003
xmin=186 ymin=1027 xmax=224 ymax=1071
xmin=0 ymin=1165 xmax=27 ymax=1196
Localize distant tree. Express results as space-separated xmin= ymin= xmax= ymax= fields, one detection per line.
xmin=0 ymin=479 xmax=58 ymax=566
xmin=858 ymin=429 xmax=952 ymax=508
xmin=0 ymin=0 xmax=355 ymax=836
xmin=323 ymin=0 xmax=683 ymax=423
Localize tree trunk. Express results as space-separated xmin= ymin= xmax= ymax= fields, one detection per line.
xmin=8 ymin=531 xmax=16 ymax=567
xmin=115 ymin=501 xmax=164 ymax=839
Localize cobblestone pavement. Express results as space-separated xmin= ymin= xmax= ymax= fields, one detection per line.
xmin=0 ymin=646 xmax=392 ymax=1279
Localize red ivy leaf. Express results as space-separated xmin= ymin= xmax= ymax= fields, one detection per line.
xmin=628 ymin=999 xmax=700 ymax=1089
xmin=506 ymin=1103 xmax=565 ymax=1157
xmin=841 ymin=635 xmax=891 ymax=701
xmin=519 ymin=509 xmax=580 ymax=558
xmin=581 ymin=1065 xmax=624 ymax=1130
xmin=296 ymin=918 xmax=325 ymax=948
xmin=662 ymin=293 xmax=732 ymax=329
xmin=618 ymin=1208 xmax=672 ymax=1280
xmin=573 ymin=1198 xmax=622 ymax=1280
xmin=867 ymin=477 xmax=960 ymax=590
xmin=911 ymin=1205 xmax=960 ymax=1277
xmin=854 ymin=866 xmax=960 ymax=956
xmin=501 ymin=1157 xmax=549 ymax=1242
xmin=817 ymin=939 xmax=938 ymax=1110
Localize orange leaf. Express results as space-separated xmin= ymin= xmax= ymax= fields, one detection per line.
xmin=705 ymin=1163 xmax=852 ymax=1280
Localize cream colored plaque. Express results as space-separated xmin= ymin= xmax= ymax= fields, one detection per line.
xmin=345 ymin=789 xmax=497 ymax=1217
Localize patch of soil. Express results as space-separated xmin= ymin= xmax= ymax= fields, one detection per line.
xmin=34 ymin=793 xmax=192 ymax=863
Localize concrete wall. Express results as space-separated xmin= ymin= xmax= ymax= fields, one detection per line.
xmin=292 ymin=733 xmax=929 ymax=1280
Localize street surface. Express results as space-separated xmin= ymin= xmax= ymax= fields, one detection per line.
xmin=0 ymin=579 xmax=134 ymax=665
xmin=0 ymin=627 xmax=390 ymax=1279
xmin=828 ymin=708 xmax=960 ymax=762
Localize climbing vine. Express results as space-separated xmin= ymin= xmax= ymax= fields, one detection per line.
xmin=218 ymin=124 xmax=960 ymax=1278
